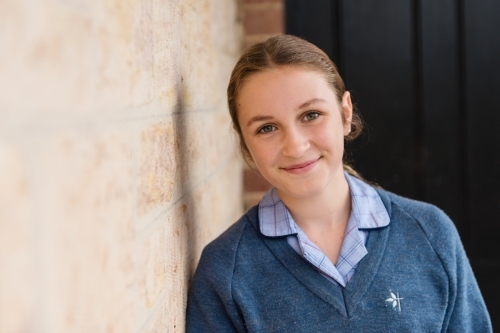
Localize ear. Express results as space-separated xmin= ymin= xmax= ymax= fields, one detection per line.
xmin=341 ymin=91 xmax=353 ymax=135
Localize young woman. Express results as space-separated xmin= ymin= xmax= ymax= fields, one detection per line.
xmin=186 ymin=35 xmax=492 ymax=332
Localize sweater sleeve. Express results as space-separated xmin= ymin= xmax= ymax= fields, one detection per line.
xmin=444 ymin=224 xmax=492 ymax=332
xmin=411 ymin=204 xmax=493 ymax=332
xmin=186 ymin=255 xmax=242 ymax=332
xmin=186 ymin=222 xmax=248 ymax=333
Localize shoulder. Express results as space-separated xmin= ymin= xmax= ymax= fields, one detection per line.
xmin=379 ymin=188 xmax=456 ymax=231
xmin=202 ymin=205 xmax=259 ymax=259
xmin=375 ymin=187 xmax=463 ymax=263
xmin=194 ymin=206 xmax=260 ymax=283
xmin=374 ymin=188 xmax=467 ymax=288
xmin=187 ymin=207 xmax=261 ymax=331
xmin=376 ymin=189 xmax=467 ymax=276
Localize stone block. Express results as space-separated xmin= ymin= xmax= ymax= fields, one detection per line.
xmin=183 ymin=156 xmax=242 ymax=279
xmin=38 ymin=130 xmax=135 ymax=333
xmin=0 ymin=0 xmax=168 ymax=116
xmin=207 ymin=161 xmax=241 ymax=238
xmin=215 ymin=52 xmax=239 ymax=98
xmin=164 ymin=202 xmax=190 ymax=331
xmin=180 ymin=0 xmax=218 ymax=111
xmin=140 ymin=301 xmax=169 ymax=333
xmin=204 ymin=109 xmax=237 ymax=177
xmin=151 ymin=0 xmax=182 ymax=109
xmin=210 ymin=0 xmax=242 ymax=57
xmin=172 ymin=113 xmax=207 ymax=193
xmin=0 ymin=142 xmax=37 ymax=333
xmin=137 ymin=121 xmax=177 ymax=216
xmin=137 ymin=220 xmax=167 ymax=311
xmin=126 ymin=0 xmax=157 ymax=108
xmin=187 ymin=183 xmax=214 ymax=273
xmin=137 ymin=195 xmax=192 ymax=330
xmin=140 ymin=294 xmax=182 ymax=333
xmin=0 ymin=0 xmax=96 ymax=113
xmin=86 ymin=0 xmax=145 ymax=111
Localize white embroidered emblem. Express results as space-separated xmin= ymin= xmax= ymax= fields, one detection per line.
xmin=386 ymin=291 xmax=403 ymax=311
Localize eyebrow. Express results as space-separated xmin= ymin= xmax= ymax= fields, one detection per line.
xmin=298 ymin=98 xmax=327 ymax=110
xmin=245 ymin=98 xmax=327 ymax=127
xmin=246 ymin=115 xmax=274 ymax=127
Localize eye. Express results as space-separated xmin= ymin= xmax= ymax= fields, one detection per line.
xmin=303 ymin=111 xmax=320 ymax=122
xmin=258 ymin=124 xmax=276 ymax=134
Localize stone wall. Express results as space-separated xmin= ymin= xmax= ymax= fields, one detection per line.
xmin=0 ymin=1 xmax=243 ymax=332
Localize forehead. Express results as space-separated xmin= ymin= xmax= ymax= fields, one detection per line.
xmin=237 ymin=67 xmax=337 ymax=118
xmin=240 ymin=66 xmax=331 ymax=95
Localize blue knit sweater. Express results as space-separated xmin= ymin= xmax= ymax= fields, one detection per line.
xmin=187 ymin=189 xmax=492 ymax=332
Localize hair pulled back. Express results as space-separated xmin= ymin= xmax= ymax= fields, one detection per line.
xmin=227 ymin=34 xmax=364 ymax=177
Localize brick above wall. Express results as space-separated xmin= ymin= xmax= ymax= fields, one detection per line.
xmin=242 ymin=0 xmax=284 ymax=50
xmin=243 ymin=168 xmax=272 ymax=209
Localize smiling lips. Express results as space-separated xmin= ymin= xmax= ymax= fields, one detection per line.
xmin=281 ymin=158 xmax=320 ymax=174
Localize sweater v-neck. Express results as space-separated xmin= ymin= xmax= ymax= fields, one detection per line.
xmin=248 ymin=189 xmax=392 ymax=319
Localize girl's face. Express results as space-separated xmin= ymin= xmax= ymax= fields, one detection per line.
xmin=238 ymin=66 xmax=353 ymax=200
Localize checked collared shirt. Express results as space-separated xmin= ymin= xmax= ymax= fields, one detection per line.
xmin=258 ymin=172 xmax=390 ymax=287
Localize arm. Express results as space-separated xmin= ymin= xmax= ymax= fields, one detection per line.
xmin=186 ymin=262 xmax=244 ymax=332
xmin=443 ymin=233 xmax=492 ymax=332
xmin=417 ymin=206 xmax=493 ymax=332
xmin=186 ymin=238 xmax=246 ymax=333
xmin=375 ymin=190 xmax=492 ymax=332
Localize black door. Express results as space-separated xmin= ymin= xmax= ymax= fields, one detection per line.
xmin=286 ymin=0 xmax=500 ymax=328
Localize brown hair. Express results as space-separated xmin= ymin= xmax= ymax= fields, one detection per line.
xmin=227 ymin=34 xmax=364 ymax=178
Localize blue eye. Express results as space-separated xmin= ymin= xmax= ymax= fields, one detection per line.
xmin=303 ymin=112 xmax=319 ymax=121
xmin=258 ymin=125 xmax=276 ymax=134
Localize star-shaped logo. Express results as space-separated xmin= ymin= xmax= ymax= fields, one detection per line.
xmin=386 ymin=291 xmax=403 ymax=312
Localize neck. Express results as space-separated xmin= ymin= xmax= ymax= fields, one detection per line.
xmin=276 ymin=169 xmax=352 ymax=233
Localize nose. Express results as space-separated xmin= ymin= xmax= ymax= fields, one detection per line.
xmin=281 ymin=127 xmax=310 ymax=158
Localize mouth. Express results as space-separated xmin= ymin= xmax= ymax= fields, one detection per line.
xmin=281 ymin=157 xmax=321 ymax=174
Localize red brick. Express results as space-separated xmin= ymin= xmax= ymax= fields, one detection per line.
xmin=244 ymin=191 xmax=266 ymax=210
xmin=243 ymin=0 xmax=281 ymax=3
xmin=244 ymin=168 xmax=272 ymax=192
xmin=244 ymin=6 xmax=284 ymax=34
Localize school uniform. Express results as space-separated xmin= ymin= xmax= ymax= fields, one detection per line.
xmin=186 ymin=173 xmax=492 ymax=332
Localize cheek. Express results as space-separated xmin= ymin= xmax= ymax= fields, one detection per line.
xmin=246 ymin=139 xmax=281 ymax=175
xmin=240 ymin=130 xmax=257 ymax=157
xmin=316 ymin=121 xmax=345 ymax=152
xmin=248 ymin=139 xmax=274 ymax=163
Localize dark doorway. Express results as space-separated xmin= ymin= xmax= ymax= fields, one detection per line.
xmin=286 ymin=0 xmax=500 ymax=328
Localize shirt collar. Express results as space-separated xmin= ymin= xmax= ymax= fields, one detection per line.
xmin=259 ymin=171 xmax=390 ymax=237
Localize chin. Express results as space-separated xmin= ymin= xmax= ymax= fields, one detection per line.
xmin=276 ymin=180 xmax=327 ymax=200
